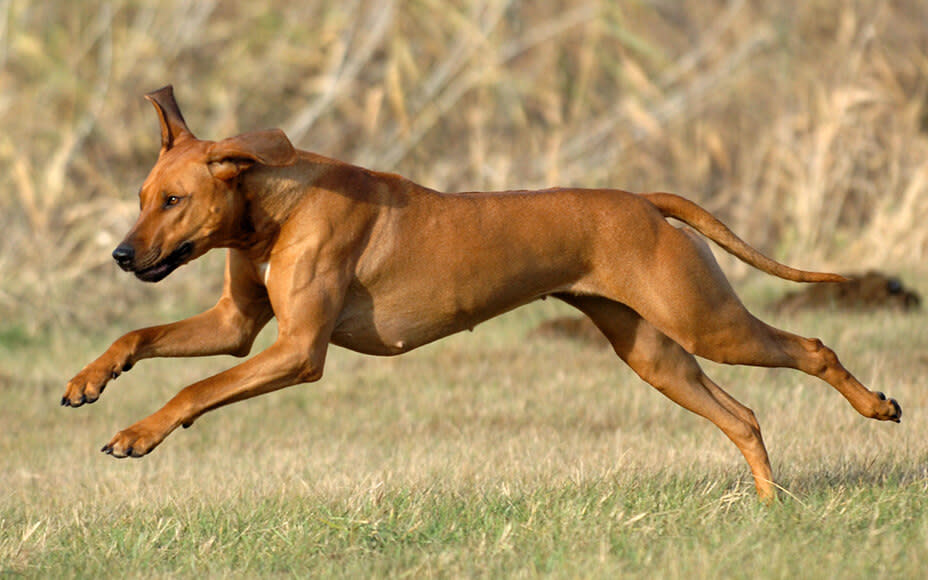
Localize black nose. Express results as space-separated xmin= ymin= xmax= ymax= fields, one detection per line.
xmin=112 ymin=243 xmax=135 ymax=267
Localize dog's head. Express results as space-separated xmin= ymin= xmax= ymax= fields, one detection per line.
xmin=113 ymin=85 xmax=297 ymax=282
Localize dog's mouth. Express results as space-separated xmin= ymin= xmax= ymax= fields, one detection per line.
xmin=133 ymin=242 xmax=195 ymax=282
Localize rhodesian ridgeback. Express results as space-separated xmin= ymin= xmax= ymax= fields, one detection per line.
xmin=63 ymin=85 xmax=901 ymax=501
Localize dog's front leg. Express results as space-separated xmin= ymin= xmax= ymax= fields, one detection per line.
xmin=100 ymin=334 xmax=326 ymax=457
xmin=62 ymin=252 xmax=272 ymax=407
xmin=100 ymin=254 xmax=348 ymax=457
xmin=61 ymin=297 xmax=272 ymax=407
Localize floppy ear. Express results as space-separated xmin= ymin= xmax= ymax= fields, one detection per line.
xmin=144 ymin=85 xmax=196 ymax=153
xmin=206 ymin=129 xmax=298 ymax=181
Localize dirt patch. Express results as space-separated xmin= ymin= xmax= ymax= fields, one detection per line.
xmin=528 ymin=316 xmax=610 ymax=348
xmin=770 ymin=270 xmax=921 ymax=314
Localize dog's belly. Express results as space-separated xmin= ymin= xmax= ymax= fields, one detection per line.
xmin=331 ymin=271 xmax=578 ymax=356
xmin=330 ymin=308 xmax=509 ymax=356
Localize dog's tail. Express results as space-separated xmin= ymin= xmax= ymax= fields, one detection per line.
xmin=643 ymin=192 xmax=847 ymax=283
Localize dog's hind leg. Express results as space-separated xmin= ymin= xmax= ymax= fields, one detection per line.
xmin=558 ymin=295 xmax=776 ymax=502
xmin=608 ymin=226 xmax=901 ymax=424
xmin=698 ymin=319 xmax=903 ymax=422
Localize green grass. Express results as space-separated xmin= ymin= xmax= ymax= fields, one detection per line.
xmin=2 ymin=278 xmax=927 ymax=578
xmin=4 ymin=476 xmax=927 ymax=578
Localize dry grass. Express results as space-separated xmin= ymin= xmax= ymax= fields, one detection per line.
xmin=2 ymin=287 xmax=928 ymax=577
xmin=2 ymin=0 xmax=928 ymax=331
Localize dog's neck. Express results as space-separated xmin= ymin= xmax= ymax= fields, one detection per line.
xmin=232 ymin=155 xmax=347 ymax=257
xmin=231 ymin=153 xmax=414 ymax=261
xmin=224 ymin=166 xmax=301 ymax=258
xmin=243 ymin=165 xmax=309 ymax=222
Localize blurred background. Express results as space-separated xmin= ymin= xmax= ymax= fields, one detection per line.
xmin=2 ymin=0 xmax=928 ymax=335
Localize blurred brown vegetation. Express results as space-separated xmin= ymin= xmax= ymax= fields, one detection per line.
xmin=2 ymin=0 xmax=928 ymax=334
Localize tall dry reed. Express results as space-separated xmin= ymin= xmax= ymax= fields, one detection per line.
xmin=2 ymin=0 xmax=926 ymax=332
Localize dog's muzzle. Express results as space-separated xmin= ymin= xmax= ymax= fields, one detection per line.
xmin=112 ymin=241 xmax=194 ymax=282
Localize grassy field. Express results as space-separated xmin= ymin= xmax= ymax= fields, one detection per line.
xmin=2 ymin=277 xmax=927 ymax=577
xmin=3 ymin=0 xmax=928 ymax=577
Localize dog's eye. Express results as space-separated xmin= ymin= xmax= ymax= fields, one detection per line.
xmin=163 ymin=195 xmax=181 ymax=208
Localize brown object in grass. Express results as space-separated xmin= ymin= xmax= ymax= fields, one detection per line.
xmin=529 ymin=315 xmax=610 ymax=348
xmin=772 ymin=270 xmax=921 ymax=314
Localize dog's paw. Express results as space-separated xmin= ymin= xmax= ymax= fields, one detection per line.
xmin=873 ymin=391 xmax=902 ymax=423
xmin=100 ymin=422 xmax=164 ymax=458
xmin=61 ymin=366 xmax=115 ymax=407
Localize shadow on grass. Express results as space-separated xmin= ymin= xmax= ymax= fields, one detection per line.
xmin=778 ymin=458 xmax=928 ymax=500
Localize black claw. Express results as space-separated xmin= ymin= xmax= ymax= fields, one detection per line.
xmin=111 ymin=371 xmax=118 ymax=379
xmin=61 ymin=397 xmax=68 ymax=406
xmin=126 ymin=447 xmax=134 ymax=457
xmin=876 ymin=391 xmax=887 ymax=400
xmin=891 ymin=399 xmax=902 ymax=421
xmin=101 ymin=445 xmax=110 ymax=453
xmin=122 ymin=362 xmax=133 ymax=372
xmin=78 ymin=394 xmax=86 ymax=405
